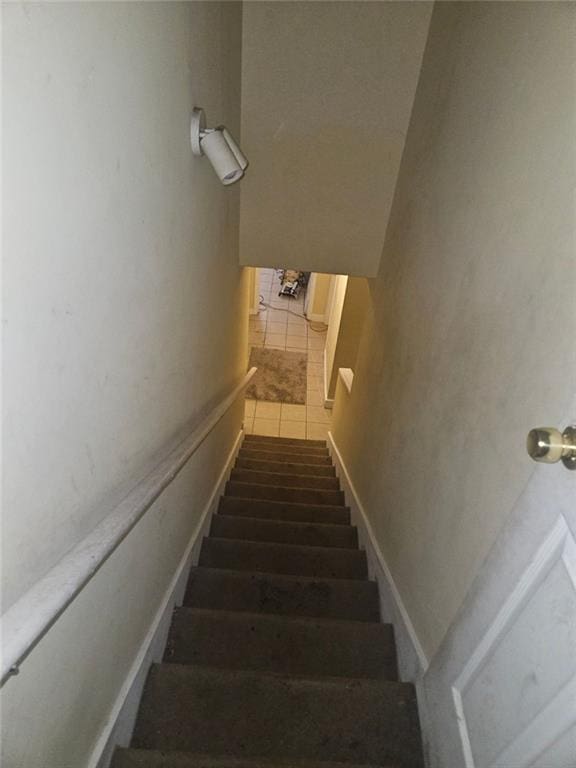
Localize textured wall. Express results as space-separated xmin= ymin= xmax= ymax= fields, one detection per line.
xmin=2 ymin=3 xmax=247 ymax=765
xmin=327 ymin=278 xmax=369 ymax=399
xmin=332 ymin=1 xmax=576 ymax=659
xmin=309 ymin=274 xmax=332 ymax=320
xmin=239 ymin=1 xmax=432 ymax=276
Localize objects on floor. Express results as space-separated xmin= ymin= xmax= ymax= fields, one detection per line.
xmin=246 ymin=348 xmax=307 ymax=405
xmin=277 ymin=269 xmax=309 ymax=299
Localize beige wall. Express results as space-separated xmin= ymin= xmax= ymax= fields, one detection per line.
xmin=239 ymin=1 xmax=432 ymax=277
xmin=2 ymin=3 xmax=247 ymax=765
xmin=247 ymin=267 xmax=260 ymax=314
xmin=324 ymin=276 xmax=348 ymax=399
xmin=327 ymin=278 xmax=369 ymax=399
xmin=332 ymin=1 xmax=576 ymax=659
xmin=309 ymin=273 xmax=332 ymax=320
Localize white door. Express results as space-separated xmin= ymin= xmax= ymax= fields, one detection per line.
xmin=422 ymin=400 xmax=576 ymax=768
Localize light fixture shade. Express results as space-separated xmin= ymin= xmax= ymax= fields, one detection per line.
xmin=222 ymin=128 xmax=249 ymax=171
xmin=200 ymin=129 xmax=244 ymax=185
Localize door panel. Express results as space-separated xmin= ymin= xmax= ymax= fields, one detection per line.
xmin=454 ymin=517 xmax=576 ymax=768
xmin=422 ymin=402 xmax=576 ymax=768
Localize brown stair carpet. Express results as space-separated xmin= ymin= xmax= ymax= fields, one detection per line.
xmin=112 ymin=434 xmax=425 ymax=768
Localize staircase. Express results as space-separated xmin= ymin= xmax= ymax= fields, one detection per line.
xmin=112 ymin=434 xmax=424 ymax=768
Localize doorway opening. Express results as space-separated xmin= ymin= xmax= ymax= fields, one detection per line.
xmin=244 ymin=268 xmax=331 ymax=440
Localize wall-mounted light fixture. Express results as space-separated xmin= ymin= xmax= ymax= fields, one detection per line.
xmin=190 ymin=107 xmax=248 ymax=185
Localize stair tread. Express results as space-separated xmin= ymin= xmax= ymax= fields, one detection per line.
xmin=184 ymin=567 xmax=380 ymax=622
xmin=203 ymin=535 xmax=363 ymax=557
xmin=187 ymin=565 xmax=376 ymax=588
xmin=228 ymin=479 xmax=342 ymax=493
xmin=214 ymin=513 xmax=354 ymax=533
xmin=231 ymin=468 xmax=340 ymax=490
xmin=219 ymin=497 xmax=350 ymax=525
xmin=240 ymin=449 xmax=329 ymax=460
xmin=211 ymin=514 xmax=358 ymax=549
xmin=199 ymin=536 xmax=368 ymax=580
xmin=171 ymin=605 xmax=390 ymax=631
xmin=235 ymin=457 xmax=336 ymax=477
xmin=113 ymin=748 xmax=394 ymax=768
xmin=165 ymin=606 xmax=397 ymax=679
xmin=243 ymin=439 xmax=328 ymax=451
xmin=226 ymin=481 xmax=345 ymax=507
xmin=245 ymin=435 xmax=327 ymax=448
xmin=131 ymin=664 xmax=423 ymax=766
xmin=144 ymin=658 xmax=412 ymax=690
xmin=239 ymin=452 xmax=333 ymax=467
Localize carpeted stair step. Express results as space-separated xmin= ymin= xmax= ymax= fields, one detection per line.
xmin=164 ymin=607 xmax=398 ymax=680
xmin=199 ymin=537 xmax=367 ymax=580
xmin=242 ymin=439 xmax=329 ymax=456
xmin=235 ymin=457 xmax=336 ymax=477
xmin=230 ymin=468 xmax=340 ymax=491
xmin=244 ymin=435 xmax=327 ymax=449
xmin=241 ymin=442 xmax=329 ymax=456
xmin=112 ymin=748 xmax=394 ymax=768
xmin=184 ymin=567 xmax=380 ymax=622
xmin=218 ymin=497 xmax=350 ymax=525
xmin=225 ymin=481 xmax=344 ymax=507
xmin=130 ymin=665 xmax=423 ymax=767
xmin=210 ymin=514 xmax=358 ymax=549
xmin=239 ymin=448 xmax=333 ymax=466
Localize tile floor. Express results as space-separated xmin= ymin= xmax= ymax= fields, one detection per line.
xmin=245 ymin=268 xmax=332 ymax=440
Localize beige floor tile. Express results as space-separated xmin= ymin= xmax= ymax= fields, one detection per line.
xmin=286 ymin=334 xmax=307 ymax=350
xmin=287 ymin=328 xmax=308 ymax=340
xmin=287 ymin=322 xmax=307 ymax=336
xmin=306 ymin=389 xmax=324 ymax=406
xmin=307 ymin=405 xmax=330 ymax=423
xmin=307 ymin=335 xmax=326 ymax=350
xmin=267 ymin=321 xmax=287 ymax=336
xmin=288 ymin=313 xmax=307 ymax=325
xmin=306 ymin=422 xmax=329 ymax=440
xmin=244 ymin=399 xmax=256 ymax=417
xmin=307 ymin=349 xmax=323 ymax=364
xmin=265 ymin=334 xmax=286 ymax=348
xmin=280 ymin=421 xmax=306 ymax=439
xmin=266 ymin=309 xmax=288 ymax=324
xmin=255 ymin=401 xmax=282 ymax=419
xmin=281 ymin=403 xmax=306 ymax=422
xmin=249 ymin=332 xmax=265 ymax=345
xmin=253 ymin=418 xmax=280 ymax=437
xmin=307 ymin=362 xmax=324 ymax=379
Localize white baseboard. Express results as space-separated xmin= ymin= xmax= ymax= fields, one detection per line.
xmin=89 ymin=429 xmax=244 ymax=768
xmin=327 ymin=431 xmax=429 ymax=680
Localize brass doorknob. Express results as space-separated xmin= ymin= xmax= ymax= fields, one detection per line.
xmin=526 ymin=426 xmax=576 ymax=470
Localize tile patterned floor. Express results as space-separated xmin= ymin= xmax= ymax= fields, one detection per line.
xmin=245 ymin=268 xmax=332 ymax=440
